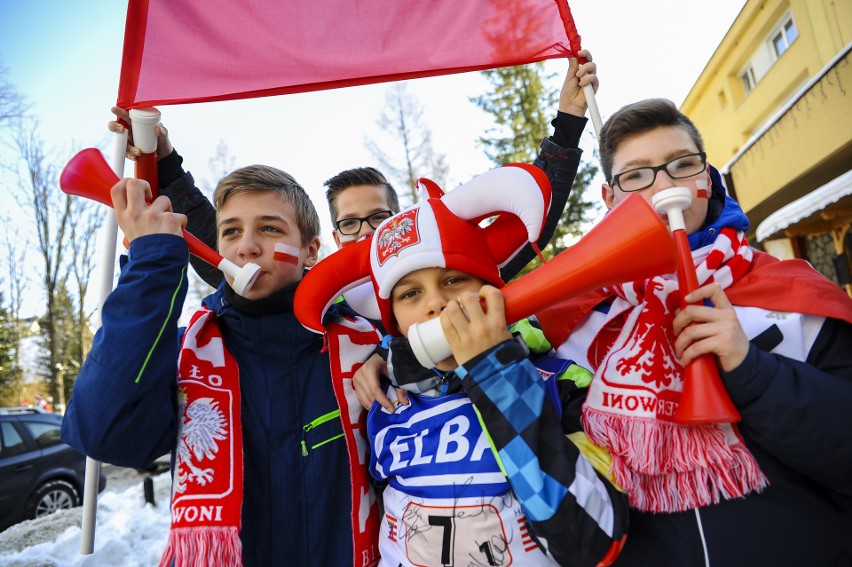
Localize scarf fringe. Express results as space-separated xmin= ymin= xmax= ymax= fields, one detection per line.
xmin=583 ymin=408 xmax=767 ymax=513
xmin=159 ymin=526 xmax=243 ymax=567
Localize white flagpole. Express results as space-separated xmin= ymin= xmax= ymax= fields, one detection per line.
xmin=583 ymin=83 xmax=603 ymax=139
xmin=79 ymin=128 xmax=126 ymax=555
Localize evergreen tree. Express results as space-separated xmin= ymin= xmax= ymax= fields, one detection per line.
xmin=473 ymin=64 xmax=557 ymax=165
xmin=472 ymin=63 xmax=600 ymax=276
xmin=0 ymin=295 xmax=20 ymax=406
xmin=36 ymin=281 xmax=79 ymax=409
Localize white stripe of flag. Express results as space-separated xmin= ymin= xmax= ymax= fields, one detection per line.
xmin=274 ymin=243 xmax=301 ymax=265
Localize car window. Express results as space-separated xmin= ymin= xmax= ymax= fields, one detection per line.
xmin=1 ymin=422 xmax=26 ymax=456
xmin=23 ymin=421 xmax=62 ymax=448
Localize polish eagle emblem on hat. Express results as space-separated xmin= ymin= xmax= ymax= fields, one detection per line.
xmin=377 ymin=209 xmax=419 ymax=266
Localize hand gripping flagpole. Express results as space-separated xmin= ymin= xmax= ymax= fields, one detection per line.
xmin=79 ymin=129 xmax=127 ymax=555
xmin=556 ymin=0 xmax=603 ymax=138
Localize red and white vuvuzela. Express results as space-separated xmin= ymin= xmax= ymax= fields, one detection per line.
xmin=407 ymin=194 xmax=678 ymax=368
xmin=59 ymin=148 xmax=261 ymax=296
xmin=652 ymin=187 xmax=741 ymax=424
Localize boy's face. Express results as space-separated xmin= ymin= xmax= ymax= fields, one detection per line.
xmin=391 ymin=267 xmax=486 ymax=369
xmin=332 ymin=184 xmax=393 ymax=249
xmin=602 ymin=125 xmax=710 ymax=235
xmin=217 ymin=192 xmax=320 ymax=300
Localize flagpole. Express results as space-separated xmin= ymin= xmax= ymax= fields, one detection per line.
xmin=583 ymin=83 xmax=603 ymax=139
xmin=79 ymin=128 xmax=126 ymax=555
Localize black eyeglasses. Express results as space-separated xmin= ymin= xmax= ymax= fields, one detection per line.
xmin=611 ymin=152 xmax=707 ymax=192
xmin=334 ymin=210 xmax=393 ymax=235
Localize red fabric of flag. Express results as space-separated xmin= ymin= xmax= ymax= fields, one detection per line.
xmin=118 ymin=0 xmax=583 ymax=109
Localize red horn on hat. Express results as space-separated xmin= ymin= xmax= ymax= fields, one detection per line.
xmin=416 ymin=177 xmax=445 ymax=199
xmin=294 ymin=238 xmax=373 ymax=333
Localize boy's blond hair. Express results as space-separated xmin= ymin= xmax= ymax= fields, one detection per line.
xmin=213 ymin=165 xmax=321 ymax=244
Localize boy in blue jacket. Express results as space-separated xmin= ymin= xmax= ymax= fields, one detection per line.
xmin=61 ymin=166 xmax=372 ymax=566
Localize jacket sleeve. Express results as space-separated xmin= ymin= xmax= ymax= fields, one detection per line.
xmin=157 ymin=150 xmax=224 ymax=289
xmin=722 ymin=316 xmax=852 ymax=504
xmin=500 ymin=113 xmax=586 ymax=281
xmin=60 ymin=234 xmax=190 ymax=469
xmin=458 ymin=340 xmax=628 ymax=567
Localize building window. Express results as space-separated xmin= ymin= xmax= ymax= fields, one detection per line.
xmin=771 ymin=16 xmax=798 ymax=58
xmin=741 ymin=65 xmax=757 ymax=94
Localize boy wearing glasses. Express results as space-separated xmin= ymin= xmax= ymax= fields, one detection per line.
xmin=324 ymin=166 xmax=399 ymax=248
xmin=536 ymin=98 xmax=852 ymax=566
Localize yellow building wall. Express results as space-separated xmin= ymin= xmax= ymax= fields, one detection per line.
xmin=682 ymin=0 xmax=852 ymax=172
xmin=727 ymin=59 xmax=852 ymax=212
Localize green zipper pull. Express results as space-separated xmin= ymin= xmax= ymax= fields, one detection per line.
xmin=300 ymin=439 xmax=308 ymax=456
xmin=303 ymin=409 xmax=341 ymax=432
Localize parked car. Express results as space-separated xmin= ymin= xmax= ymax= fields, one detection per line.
xmin=0 ymin=407 xmax=106 ymax=531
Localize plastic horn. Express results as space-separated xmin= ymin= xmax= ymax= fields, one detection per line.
xmin=60 ymin=148 xmax=261 ymax=296
xmin=128 ymin=107 xmax=161 ymax=195
xmin=407 ymin=194 xmax=678 ymax=368
xmin=651 ymin=187 xmax=741 ymax=424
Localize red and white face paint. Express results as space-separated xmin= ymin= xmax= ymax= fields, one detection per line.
xmin=274 ymin=243 xmax=301 ymax=265
xmin=695 ymin=177 xmax=710 ymax=200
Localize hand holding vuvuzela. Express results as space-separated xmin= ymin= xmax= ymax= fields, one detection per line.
xmin=60 ymin=148 xmax=261 ymax=296
xmin=652 ymin=187 xmax=741 ymax=424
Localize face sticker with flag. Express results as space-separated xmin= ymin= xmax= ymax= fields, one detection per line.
xmin=273 ymin=243 xmax=301 ymax=265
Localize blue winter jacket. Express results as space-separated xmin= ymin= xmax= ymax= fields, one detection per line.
xmin=61 ymin=234 xmax=353 ymax=566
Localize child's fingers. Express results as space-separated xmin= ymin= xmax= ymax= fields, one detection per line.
xmin=353 ymin=353 xmax=392 ymax=411
xmin=479 ymin=286 xmax=506 ymax=323
xmin=109 ymin=178 xmax=131 ymax=211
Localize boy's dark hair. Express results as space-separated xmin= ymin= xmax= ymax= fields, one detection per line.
xmin=599 ymin=98 xmax=705 ymax=183
xmin=213 ymin=164 xmax=321 ymax=245
xmin=323 ymin=167 xmax=401 ymax=224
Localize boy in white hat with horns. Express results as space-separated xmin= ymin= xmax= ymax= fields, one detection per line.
xmin=295 ymin=165 xmax=629 ymax=567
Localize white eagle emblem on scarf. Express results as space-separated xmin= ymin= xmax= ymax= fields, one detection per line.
xmin=174 ymin=393 xmax=228 ymax=493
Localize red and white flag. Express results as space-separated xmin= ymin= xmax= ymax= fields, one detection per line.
xmin=117 ymin=0 xmax=584 ymax=108
xmin=273 ymin=243 xmax=301 ymax=265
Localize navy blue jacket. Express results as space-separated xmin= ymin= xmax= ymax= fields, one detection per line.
xmin=61 ymin=235 xmax=353 ymax=566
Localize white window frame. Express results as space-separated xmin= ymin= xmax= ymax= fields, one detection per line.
xmin=769 ymin=12 xmax=798 ymax=60
xmin=740 ymin=65 xmax=757 ymax=94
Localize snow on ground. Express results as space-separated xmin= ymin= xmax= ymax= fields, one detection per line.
xmin=0 ymin=470 xmax=171 ymax=567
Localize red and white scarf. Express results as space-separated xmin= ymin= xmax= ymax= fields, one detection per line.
xmin=323 ymin=314 xmax=383 ymax=567
xmin=582 ymin=228 xmax=768 ymax=513
xmin=160 ymin=306 xmax=381 ymax=566
xmin=161 ymin=308 xmax=244 ymax=567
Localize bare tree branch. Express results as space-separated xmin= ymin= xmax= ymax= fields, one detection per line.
xmin=68 ymin=198 xmax=103 ymax=360
xmin=0 ymin=62 xmax=29 ymax=128
xmin=12 ymin=118 xmax=74 ymax=408
xmin=366 ymin=83 xmax=449 ymax=206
